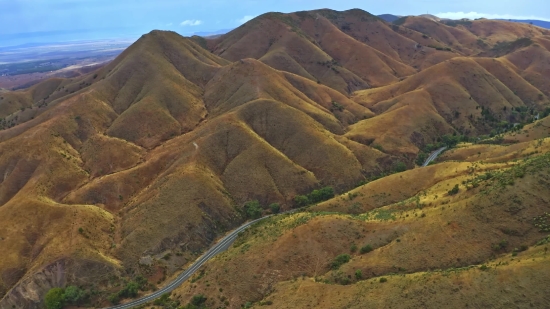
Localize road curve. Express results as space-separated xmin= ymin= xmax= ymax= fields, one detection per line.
xmin=106 ymin=148 xmax=448 ymax=308
xmin=422 ymin=147 xmax=447 ymax=167
xmin=106 ymin=216 xmax=269 ymax=309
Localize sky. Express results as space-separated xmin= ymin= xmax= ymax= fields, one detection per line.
xmin=1 ymin=0 xmax=549 ymax=46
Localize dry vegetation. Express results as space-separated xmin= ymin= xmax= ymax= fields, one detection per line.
xmin=0 ymin=8 xmax=549 ymax=309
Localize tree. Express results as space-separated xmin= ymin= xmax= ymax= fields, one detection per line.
xmin=191 ymin=294 xmax=207 ymax=306
xmin=331 ymin=254 xmax=351 ymax=269
xmin=44 ymin=288 xmax=65 ymax=309
xmin=64 ymin=285 xmax=87 ymax=305
xmin=243 ymin=200 xmax=262 ymax=219
xmin=360 ymin=244 xmax=373 ymax=254
xmin=294 ymin=195 xmax=309 ymax=207
xmin=269 ymin=203 xmax=280 ymax=214
xmin=393 ymin=161 xmax=407 ymax=173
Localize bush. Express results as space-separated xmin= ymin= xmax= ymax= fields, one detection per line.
xmin=294 ymin=195 xmax=310 ymax=207
xmin=448 ymin=184 xmax=459 ymax=196
xmin=108 ymin=293 xmax=120 ymax=305
xmin=393 ymin=161 xmax=407 ymax=173
xmin=243 ymin=200 xmax=263 ymax=219
xmin=355 ymin=269 xmax=362 ymax=280
xmin=350 ymin=244 xmax=357 ymax=253
xmin=379 ymin=277 xmax=388 ymax=283
xmin=294 ymin=186 xmax=335 ymax=207
xmin=360 ymin=244 xmax=373 ymax=254
xmin=269 ymin=203 xmax=280 ymax=214
xmin=45 ymin=288 xmax=65 ymax=309
xmin=415 ymin=151 xmax=427 ymax=166
xmin=64 ymin=285 xmax=87 ymax=305
xmin=191 ymin=294 xmax=207 ymax=306
xmin=331 ymin=254 xmax=351 ymax=269
xmin=122 ymin=281 xmax=140 ymax=298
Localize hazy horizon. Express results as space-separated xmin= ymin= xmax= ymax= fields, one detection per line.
xmin=1 ymin=0 xmax=549 ymax=47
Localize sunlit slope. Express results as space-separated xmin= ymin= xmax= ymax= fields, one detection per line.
xmin=348 ymin=57 xmax=548 ymax=158
xmin=170 ymin=146 xmax=550 ymax=309
xmin=0 ymin=29 xmax=397 ymax=307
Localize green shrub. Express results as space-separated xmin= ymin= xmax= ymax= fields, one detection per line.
xmin=379 ymin=277 xmax=387 ymax=283
xmin=393 ymin=161 xmax=407 ymax=173
xmin=191 ymin=294 xmax=207 ymax=306
xmin=294 ymin=186 xmax=335 ymax=207
xmin=360 ymin=244 xmax=373 ymax=254
xmin=448 ymin=184 xmax=459 ymax=195
xmin=45 ymin=288 xmax=65 ymax=309
xmin=63 ymin=285 xmax=87 ymax=305
xmin=294 ymin=195 xmax=310 ymax=207
xmin=269 ymin=203 xmax=280 ymax=214
xmin=243 ymin=200 xmax=263 ymax=219
xmin=355 ymin=269 xmax=362 ymax=280
xmin=331 ymin=254 xmax=351 ymax=269
xmin=350 ymin=244 xmax=357 ymax=253
xmin=108 ymin=293 xmax=120 ymax=305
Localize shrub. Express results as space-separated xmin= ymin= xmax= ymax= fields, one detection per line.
xmin=269 ymin=203 xmax=280 ymax=214
xmin=243 ymin=200 xmax=262 ymax=219
xmin=355 ymin=269 xmax=362 ymax=280
xmin=45 ymin=288 xmax=65 ymax=309
xmin=379 ymin=277 xmax=387 ymax=283
xmin=331 ymin=254 xmax=351 ymax=269
xmin=415 ymin=151 xmax=427 ymax=166
xmin=108 ymin=293 xmax=120 ymax=304
xmin=63 ymin=285 xmax=87 ymax=305
xmin=448 ymin=184 xmax=459 ymax=196
xmin=393 ymin=161 xmax=407 ymax=173
xmin=294 ymin=195 xmax=309 ymax=207
xmin=350 ymin=244 xmax=357 ymax=253
xmin=360 ymin=244 xmax=373 ymax=254
xmin=191 ymin=294 xmax=207 ymax=306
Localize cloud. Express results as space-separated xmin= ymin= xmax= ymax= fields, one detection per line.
xmin=435 ymin=11 xmax=550 ymax=21
xmin=237 ymin=15 xmax=255 ymax=24
xmin=180 ymin=19 xmax=202 ymax=26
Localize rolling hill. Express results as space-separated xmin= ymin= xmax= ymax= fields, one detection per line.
xmin=0 ymin=7 xmax=549 ymax=309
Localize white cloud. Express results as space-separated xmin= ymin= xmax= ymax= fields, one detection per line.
xmin=435 ymin=11 xmax=550 ymax=21
xmin=237 ymin=15 xmax=256 ymax=24
xmin=180 ymin=19 xmax=203 ymax=26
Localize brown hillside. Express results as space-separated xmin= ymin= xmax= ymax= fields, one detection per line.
xmin=1 ymin=8 xmax=550 ymax=309
xmin=169 ymin=146 xmax=550 ymax=309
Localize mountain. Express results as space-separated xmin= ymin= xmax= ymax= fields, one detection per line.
xmin=377 ymin=14 xmax=400 ymax=23
xmin=506 ymin=19 xmax=550 ymax=29
xmin=0 ymin=8 xmax=549 ymax=309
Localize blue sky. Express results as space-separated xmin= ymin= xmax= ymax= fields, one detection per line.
xmin=1 ymin=0 xmax=549 ymax=46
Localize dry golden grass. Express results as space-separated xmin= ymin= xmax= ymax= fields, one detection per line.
xmin=171 ymin=140 xmax=550 ymax=309
xmin=1 ymin=10 xmax=550 ymax=308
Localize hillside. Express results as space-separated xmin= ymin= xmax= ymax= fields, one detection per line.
xmin=0 ymin=7 xmax=550 ymax=309
xmin=167 ymin=136 xmax=550 ymax=309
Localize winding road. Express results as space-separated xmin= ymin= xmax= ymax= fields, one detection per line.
xmin=422 ymin=147 xmax=447 ymax=167
xmin=106 ymin=147 xmax=447 ymax=308
xmin=106 ymin=216 xmax=267 ymax=309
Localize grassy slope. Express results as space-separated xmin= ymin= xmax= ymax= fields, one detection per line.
xmin=170 ymin=139 xmax=550 ymax=309
xmin=1 ymin=11 xmax=550 ymax=309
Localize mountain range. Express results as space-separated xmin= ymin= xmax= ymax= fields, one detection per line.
xmin=0 ymin=8 xmax=549 ymax=309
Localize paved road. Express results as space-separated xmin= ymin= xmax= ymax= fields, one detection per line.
xmin=106 ymin=148 xmax=449 ymax=308
xmin=105 ymin=216 xmax=269 ymax=309
xmin=422 ymin=147 xmax=447 ymax=167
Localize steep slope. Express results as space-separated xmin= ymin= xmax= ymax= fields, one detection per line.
xmin=0 ymin=29 xmax=397 ymax=308
xmin=349 ymin=57 xmax=548 ymax=158
xmin=207 ymin=10 xmax=417 ymax=94
xmin=169 ymin=138 xmax=550 ymax=309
